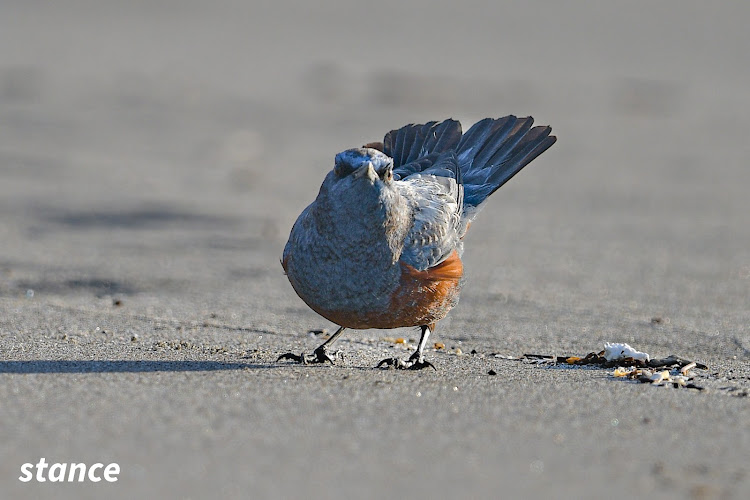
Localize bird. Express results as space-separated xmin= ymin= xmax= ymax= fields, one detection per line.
xmin=278 ymin=116 xmax=556 ymax=369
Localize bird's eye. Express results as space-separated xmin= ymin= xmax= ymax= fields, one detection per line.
xmin=379 ymin=167 xmax=393 ymax=182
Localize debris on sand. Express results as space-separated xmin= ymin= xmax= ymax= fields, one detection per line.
xmin=520 ymin=343 xmax=707 ymax=391
xmin=612 ymin=365 xmax=704 ymax=390
xmin=603 ymin=342 xmax=649 ymax=362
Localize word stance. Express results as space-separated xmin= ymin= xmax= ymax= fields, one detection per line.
xmin=19 ymin=458 xmax=120 ymax=482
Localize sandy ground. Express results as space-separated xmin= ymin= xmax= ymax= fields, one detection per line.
xmin=1 ymin=1 xmax=749 ymax=498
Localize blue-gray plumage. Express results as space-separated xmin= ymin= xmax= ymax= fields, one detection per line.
xmin=280 ymin=116 xmax=556 ymax=369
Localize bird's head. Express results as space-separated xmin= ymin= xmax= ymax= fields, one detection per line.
xmin=308 ymin=147 xmax=408 ymax=247
xmin=313 ymin=147 xmax=399 ymax=221
xmin=316 ymin=147 xmax=395 ymax=212
xmin=333 ymin=148 xmax=394 ymax=184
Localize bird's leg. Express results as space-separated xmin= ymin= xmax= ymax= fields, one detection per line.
xmin=277 ymin=326 xmax=346 ymax=365
xmin=376 ymin=324 xmax=436 ymax=370
xmin=410 ymin=325 xmax=433 ymax=365
xmin=312 ymin=326 xmax=346 ymax=363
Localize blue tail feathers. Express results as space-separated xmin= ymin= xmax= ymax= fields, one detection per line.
xmin=382 ymin=116 xmax=555 ymax=207
xmin=457 ymin=116 xmax=556 ymax=208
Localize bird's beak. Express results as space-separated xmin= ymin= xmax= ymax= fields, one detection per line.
xmin=353 ymin=161 xmax=377 ymax=181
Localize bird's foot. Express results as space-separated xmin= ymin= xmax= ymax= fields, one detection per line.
xmin=376 ymin=352 xmax=436 ymax=371
xmin=277 ymin=345 xmax=342 ymax=365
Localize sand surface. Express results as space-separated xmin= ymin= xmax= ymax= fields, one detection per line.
xmin=1 ymin=1 xmax=749 ymax=498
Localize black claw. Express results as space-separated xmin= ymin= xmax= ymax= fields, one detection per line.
xmin=409 ymin=360 xmax=436 ymax=371
xmin=313 ymin=346 xmax=338 ymax=365
xmin=376 ymin=358 xmax=397 ymax=369
xmin=277 ymin=352 xmax=304 ymax=363
xmin=375 ymin=357 xmax=436 ymax=371
xmin=277 ymin=348 xmax=340 ymax=365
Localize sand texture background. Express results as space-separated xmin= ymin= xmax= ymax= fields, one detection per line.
xmin=1 ymin=1 xmax=748 ymax=498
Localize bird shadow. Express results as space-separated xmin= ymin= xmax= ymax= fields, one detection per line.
xmin=0 ymin=360 xmax=275 ymax=374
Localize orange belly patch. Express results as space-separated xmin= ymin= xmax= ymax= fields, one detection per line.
xmin=310 ymin=250 xmax=464 ymax=329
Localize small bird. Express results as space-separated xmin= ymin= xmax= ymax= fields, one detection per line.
xmin=279 ymin=116 xmax=556 ymax=369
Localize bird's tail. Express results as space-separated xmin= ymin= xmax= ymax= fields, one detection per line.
xmin=456 ymin=116 xmax=555 ymax=217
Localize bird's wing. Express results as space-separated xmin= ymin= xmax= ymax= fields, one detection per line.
xmin=383 ymin=119 xmax=462 ymax=179
xmin=397 ymin=152 xmax=464 ymax=271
